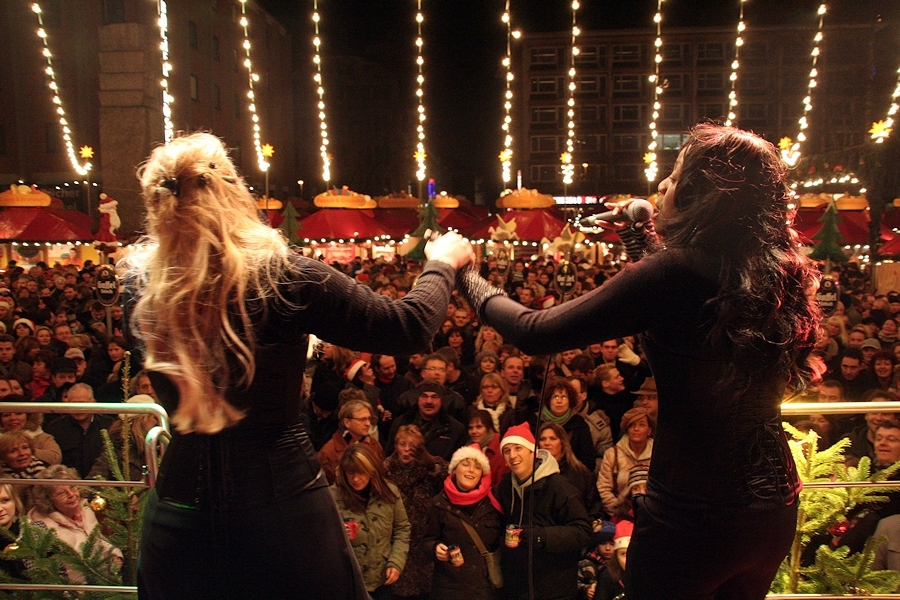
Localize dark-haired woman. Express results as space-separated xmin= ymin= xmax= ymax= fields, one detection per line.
xmin=457 ymin=123 xmax=821 ymax=599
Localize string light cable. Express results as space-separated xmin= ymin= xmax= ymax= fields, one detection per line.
xmin=311 ymin=0 xmax=331 ymax=183
xmin=414 ymin=0 xmax=427 ymax=184
xmin=238 ymin=0 xmax=269 ymax=173
xmin=560 ymin=0 xmax=580 ymax=187
xmin=156 ymin=1 xmax=174 ymax=143
xmin=724 ymin=0 xmax=747 ymax=127
xmin=644 ymin=0 xmax=665 ymax=182
xmin=870 ymin=56 xmax=900 ymax=142
xmin=781 ymin=3 xmax=826 ymax=167
xmin=30 ymin=3 xmax=90 ymax=175
xmin=499 ymin=2 xmax=518 ymax=185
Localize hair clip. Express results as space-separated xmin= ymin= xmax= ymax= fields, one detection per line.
xmin=160 ymin=177 xmax=180 ymax=197
xmin=209 ymin=162 xmax=216 ymax=170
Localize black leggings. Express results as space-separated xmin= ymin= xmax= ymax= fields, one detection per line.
xmin=625 ymin=494 xmax=797 ymax=600
xmin=137 ymin=486 xmax=370 ymax=600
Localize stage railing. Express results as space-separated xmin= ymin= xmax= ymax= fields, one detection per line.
xmin=0 ymin=400 xmax=171 ymax=595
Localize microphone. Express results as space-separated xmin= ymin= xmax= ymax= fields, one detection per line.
xmin=580 ymin=199 xmax=655 ymax=226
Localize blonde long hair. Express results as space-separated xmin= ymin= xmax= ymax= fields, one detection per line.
xmin=124 ymin=133 xmax=290 ymax=434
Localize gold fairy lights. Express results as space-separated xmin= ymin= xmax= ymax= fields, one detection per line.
xmin=871 ymin=63 xmax=900 ymax=143
xmin=782 ymin=3 xmax=826 ymax=167
xmin=238 ymin=0 xmax=269 ymax=173
xmin=499 ymin=2 xmax=518 ymax=185
xmin=312 ymin=0 xmax=331 ymax=183
xmin=561 ymin=0 xmax=580 ymax=187
xmin=644 ymin=0 xmax=665 ymax=182
xmin=156 ymin=1 xmax=174 ymax=143
xmin=31 ymin=3 xmax=90 ymax=175
xmin=414 ymin=0 xmax=427 ymax=183
xmin=724 ymin=0 xmax=747 ymax=127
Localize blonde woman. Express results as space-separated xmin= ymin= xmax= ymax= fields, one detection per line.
xmin=124 ymin=133 xmax=473 ymax=599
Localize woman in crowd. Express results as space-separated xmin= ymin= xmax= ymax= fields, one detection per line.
xmin=28 ymin=465 xmax=122 ymax=582
xmin=465 ymin=408 xmax=507 ymax=485
xmin=539 ymin=422 xmax=602 ymax=518
xmin=29 ymin=350 xmax=54 ymax=399
xmin=331 ymin=444 xmax=411 ymax=599
xmin=470 ymin=350 xmax=499 ymax=381
xmin=536 ymin=378 xmax=596 ymax=470
xmin=474 ymin=325 xmax=503 ymax=354
xmin=474 ymin=373 xmax=510 ymax=433
xmin=423 ymin=444 xmax=503 ymax=600
xmin=384 ymin=424 xmax=448 ymax=598
xmin=872 ymin=350 xmax=899 ymax=392
xmin=0 ymin=431 xmax=48 ymax=484
xmin=597 ymin=408 xmax=653 ymax=517
xmin=457 ymin=123 xmax=820 ymax=599
xmin=126 ymin=133 xmax=472 ymax=599
xmin=11 ymin=319 xmax=34 ymax=342
xmin=33 ymin=327 xmax=53 ymax=351
xmin=14 ymin=336 xmax=40 ymax=366
xmin=0 ymin=483 xmax=27 ymax=580
xmin=0 ymin=404 xmax=60 ymax=465
xmin=824 ymin=316 xmax=848 ymax=352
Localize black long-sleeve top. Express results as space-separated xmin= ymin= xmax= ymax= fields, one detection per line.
xmin=480 ymin=247 xmax=800 ymax=512
xmin=146 ymin=256 xmax=457 ymax=511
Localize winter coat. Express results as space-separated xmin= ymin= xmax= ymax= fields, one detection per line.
xmin=422 ymin=490 xmax=502 ymax=600
xmin=494 ymin=450 xmax=592 ymax=600
xmin=597 ymin=436 xmax=653 ymax=516
xmin=25 ymin=429 xmax=62 ymax=465
xmin=329 ymin=482 xmax=411 ymax=593
xmin=317 ymin=429 xmax=384 ymax=485
xmin=384 ymin=455 xmax=448 ymax=596
xmin=577 ymin=404 xmax=613 ymax=472
xmin=577 ymin=550 xmax=609 ymax=600
xmin=386 ymin=409 xmax=469 ymax=462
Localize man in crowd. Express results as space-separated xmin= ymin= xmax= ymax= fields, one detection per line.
xmin=386 ymin=383 xmax=468 ymax=461
xmin=495 ymin=423 xmax=591 ymax=600
xmin=436 ymin=347 xmax=479 ymax=405
xmin=846 ymin=390 xmax=899 ymax=467
xmin=34 ymin=357 xmax=78 ymax=404
xmin=835 ymin=348 xmax=877 ymax=401
xmin=396 ymin=354 xmax=466 ymax=421
xmin=371 ymin=354 xmax=412 ymax=438
xmin=44 ymin=382 xmax=113 ymax=477
xmin=317 ymin=398 xmax=383 ymax=485
xmin=569 ymin=375 xmax=612 ymax=471
xmin=592 ymin=364 xmax=636 ymax=440
xmin=0 ymin=334 xmax=31 ymax=387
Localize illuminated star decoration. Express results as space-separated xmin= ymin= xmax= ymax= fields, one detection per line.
xmin=261 ymin=143 xmax=275 ymax=158
xmin=778 ymin=137 xmax=793 ymax=151
xmin=542 ymin=223 xmax=585 ymax=254
xmin=643 ymin=152 xmax=657 ymax=165
xmin=560 ymin=152 xmax=572 ymax=165
xmin=414 ymin=150 xmax=427 ymax=163
xmin=79 ymin=146 xmax=94 ymax=159
xmin=499 ymin=149 xmax=512 ymax=164
xmin=870 ymin=120 xmax=893 ymax=141
xmin=489 ymin=215 xmax=519 ymax=242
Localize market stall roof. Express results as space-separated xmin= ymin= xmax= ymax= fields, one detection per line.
xmin=792 ymin=207 xmax=892 ymax=246
xmin=297 ymin=209 xmax=389 ymax=241
xmin=437 ymin=208 xmax=478 ymax=230
xmin=463 ymin=208 xmax=568 ymax=242
xmin=0 ymin=207 xmax=94 ymax=242
xmin=370 ymin=209 xmax=420 ymax=239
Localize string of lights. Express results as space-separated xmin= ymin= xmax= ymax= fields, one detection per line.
xmin=414 ymin=0 xmax=427 ymax=184
xmin=782 ymin=3 xmax=826 ymax=167
xmin=156 ymin=1 xmax=174 ymax=143
xmin=871 ymin=61 xmax=900 ymax=143
xmin=724 ymin=0 xmax=747 ymax=127
xmin=30 ymin=3 xmax=90 ymax=176
xmin=312 ymin=0 xmax=331 ymax=183
xmin=560 ymin=0 xmax=580 ymax=187
xmin=499 ymin=1 xmax=519 ymax=185
xmin=238 ymin=0 xmax=269 ymax=173
xmin=644 ymin=0 xmax=665 ymax=182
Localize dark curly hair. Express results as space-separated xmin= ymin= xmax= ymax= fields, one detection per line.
xmin=658 ymin=123 xmax=822 ymax=394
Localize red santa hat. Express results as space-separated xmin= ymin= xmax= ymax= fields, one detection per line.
xmin=344 ymin=359 xmax=366 ymax=382
xmin=614 ymin=519 xmax=634 ymax=551
xmin=500 ymin=422 xmax=535 ymax=453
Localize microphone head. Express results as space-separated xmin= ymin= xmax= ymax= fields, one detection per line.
xmin=625 ymin=199 xmax=655 ymax=223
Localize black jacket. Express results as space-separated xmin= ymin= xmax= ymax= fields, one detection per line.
xmin=387 ymin=408 xmax=469 ymax=462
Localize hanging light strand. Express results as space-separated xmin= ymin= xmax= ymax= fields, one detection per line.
xmin=724 ymin=0 xmax=747 ymax=127
xmin=30 ymin=3 xmax=90 ymax=175
xmin=238 ymin=0 xmax=269 ymax=172
xmin=414 ymin=0 xmax=427 ymax=183
xmin=644 ymin=0 xmax=665 ymax=182
xmin=312 ymin=0 xmax=331 ymax=183
xmin=157 ymin=1 xmax=174 ymax=143
xmin=499 ymin=1 xmax=516 ymax=185
xmin=872 ymin=62 xmax=900 ymax=143
xmin=782 ymin=3 xmax=826 ymax=166
xmin=561 ymin=0 xmax=580 ymax=187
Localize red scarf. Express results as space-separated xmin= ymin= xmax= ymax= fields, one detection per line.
xmin=443 ymin=474 xmax=503 ymax=513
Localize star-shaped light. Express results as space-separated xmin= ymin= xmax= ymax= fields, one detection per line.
xmin=870 ymin=120 xmax=893 ymax=140
xmin=261 ymin=143 xmax=275 ymax=158
xmin=414 ymin=150 xmax=427 ymax=162
xmin=499 ymin=149 xmax=512 ymax=163
xmin=560 ymin=152 xmax=572 ymax=165
xmin=643 ymin=152 xmax=656 ymax=165
xmin=778 ymin=137 xmax=793 ymax=151
xmin=79 ymin=146 xmax=94 ymax=159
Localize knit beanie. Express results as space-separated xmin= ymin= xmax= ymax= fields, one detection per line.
xmin=500 ymin=422 xmax=535 ymax=453
xmin=624 ymin=464 xmax=649 ymax=496
xmin=448 ymin=443 xmax=491 ymax=475
xmin=591 ymin=519 xmax=617 ymax=547
xmin=614 ymin=519 xmax=634 ymax=551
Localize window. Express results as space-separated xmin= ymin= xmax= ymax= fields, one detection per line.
xmin=612 ymin=45 xmax=642 ymax=67
xmin=234 ymin=93 xmax=241 ymax=118
xmin=189 ymin=20 xmax=198 ymax=50
xmin=578 ymin=134 xmax=605 ymax=153
xmin=613 ymin=105 xmax=641 ymax=123
xmin=530 ymin=47 xmax=559 ymax=68
xmin=530 ymin=136 xmax=559 ymax=153
xmin=659 ymin=133 xmax=689 ymax=150
xmin=530 ymin=165 xmax=558 ymax=182
xmin=575 ymin=106 xmax=598 ymax=123
xmin=744 ymin=103 xmax=768 ymax=120
xmin=190 ymin=75 xmax=199 ymax=101
xmin=613 ymin=164 xmax=641 ymax=181
xmin=741 ymin=42 xmax=767 ymax=66
xmin=696 ymin=73 xmax=724 ymax=95
xmin=576 ymin=76 xmax=599 ymax=94
xmin=660 ymin=104 xmax=684 ymax=123
xmin=531 ymin=108 xmax=558 ymax=125
xmin=662 ymin=74 xmax=684 ymax=95
xmin=0 ymin=124 xmax=5 ymax=156
xmin=697 ymin=103 xmax=725 ymax=120
xmin=102 ymin=0 xmax=125 ymax=24
xmin=661 ymin=43 xmax=685 ymax=66
xmin=213 ymin=36 xmax=220 ymax=62
xmin=696 ymin=42 xmax=725 ymax=65
xmin=213 ymin=84 xmax=221 ymax=110
xmin=613 ymin=134 xmax=641 ymax=151
xmin=574 ymin=46 xmax=600 ymax=68
xmin=740 ymin=74 xmax=767 ymax=94
xmin=45 ymin=123 xmax=60 ymax=154
xmin=530 ymin=77 xmax=557 ymax=95
xmin=612 ymin=75 xmax=641 ymax=98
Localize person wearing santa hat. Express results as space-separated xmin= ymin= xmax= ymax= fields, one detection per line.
xmin=494 ymin=422 xmax=591 ymax=600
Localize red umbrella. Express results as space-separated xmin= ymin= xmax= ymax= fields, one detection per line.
xmin=297 ymin=209 xmax=389 ymax=241
xmin=464 ymin=208 xmax=568 ymax=241
xmin=0 ymin=207 xmax=94 ymax=242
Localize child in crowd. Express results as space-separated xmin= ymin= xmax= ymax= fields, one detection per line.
xmin=594 ymin=520 xmax=632 ymax=600
xmin=577 ymin=519 xmax=616 ymax=599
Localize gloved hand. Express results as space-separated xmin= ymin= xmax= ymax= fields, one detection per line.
xmin=618 ymin=343 xmax=641 ymax=366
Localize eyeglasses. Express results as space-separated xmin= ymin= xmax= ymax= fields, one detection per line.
xmin=551 ymin=394 xmax=569 ymax=400
xmin=346 ymin=416 xmax=373 ymax=423
xmin=51 ymin=485 xmax=79 ymax=500
xmin=423 ymin=366 xmax=446 ymax=372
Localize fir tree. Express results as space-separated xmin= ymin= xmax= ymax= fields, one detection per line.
xmin=279 ymin=201 xmax=302 ymax=247
xmin=808 ymin=199 xmax=849 ymax=267
xmin=405 ymin=201 xmax=444 ymax=260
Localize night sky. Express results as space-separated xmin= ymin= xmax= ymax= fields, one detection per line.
xmin=258 ymin=0 xmax=897 ymax=199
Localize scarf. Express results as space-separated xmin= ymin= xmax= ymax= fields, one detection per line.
xmin=443 ymin=474 xmax=502 ymax=513
xmin=477 ymin=399 xmax=506 ymax=432
xmin=542 ymin=405 xmax=571 ymax=425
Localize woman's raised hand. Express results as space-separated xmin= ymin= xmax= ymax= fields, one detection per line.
xmin=425 ymin=232 xmax=476 ymax=271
